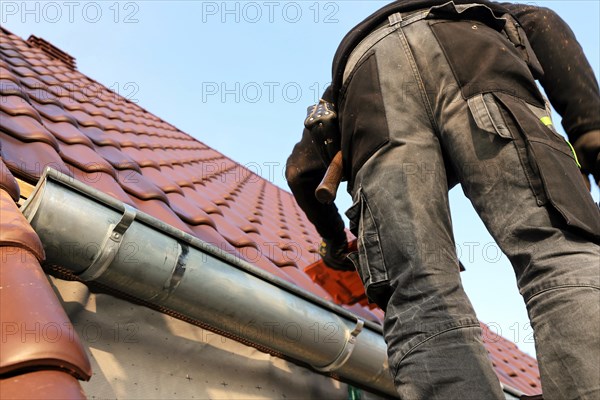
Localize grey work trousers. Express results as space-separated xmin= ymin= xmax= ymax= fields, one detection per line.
xmin=342 ymin=11 xmax=600 ymax=400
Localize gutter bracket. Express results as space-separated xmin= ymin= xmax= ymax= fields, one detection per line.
xmin=79 ymin=204 xmax=137 ymax=281
xmin=313 ymin=318 xmax=365 ymax=373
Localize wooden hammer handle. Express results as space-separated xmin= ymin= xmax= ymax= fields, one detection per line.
xmin=315 ymin=151 xmax=343 ymax=204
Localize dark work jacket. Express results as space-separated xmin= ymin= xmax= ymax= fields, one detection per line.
xmin=287 ymin=1 xmax=600 ymax=242
xmin=328 ymin=0 xmax=509 ymax=105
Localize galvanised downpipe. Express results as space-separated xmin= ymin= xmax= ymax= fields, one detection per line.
xmin=22 ymin=168 xmax=396 ymax=397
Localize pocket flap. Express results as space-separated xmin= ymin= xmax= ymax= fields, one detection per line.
xmin=467 ymin=93 xmax=512 ymax=139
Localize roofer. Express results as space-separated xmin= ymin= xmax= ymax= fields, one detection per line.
xmin=286 ymin=1 xmax=600 ymax=398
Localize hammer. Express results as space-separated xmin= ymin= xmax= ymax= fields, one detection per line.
xmin=315 ymin=150 xmax=343 ymax=204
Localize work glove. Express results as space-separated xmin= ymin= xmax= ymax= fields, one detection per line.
xmin=319 ymin=236 xmax=355 ymax=271
xmin=572 ymin=130 xmax=600 ymax=189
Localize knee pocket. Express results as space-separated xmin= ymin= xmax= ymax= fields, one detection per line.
xmin=346 ymin=188 xmax=393 ymax=309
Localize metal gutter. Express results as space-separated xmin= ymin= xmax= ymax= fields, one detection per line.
xmin=21 ymin=168 xmax=528 ymax=398
xmin=21 ymin=168 xmax=395 ymax=397
xmin=501 ymin=383 xmax=526 ymax=398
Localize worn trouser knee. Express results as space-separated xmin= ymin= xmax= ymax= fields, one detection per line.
xmin=391 ymin=324 xmax=505 ymax=400
xmin=526 ymin=284 xmax=600 ymax=400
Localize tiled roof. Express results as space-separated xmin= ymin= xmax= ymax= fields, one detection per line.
xmin=482 ymin=323 xmax=541 ymax=394
xmin=0 ymin=27 xmax=541 ymax=396
xmin=0 ymin=184 xmax=92 ymax=389
xmin=0 ymin=370 xmax=86 ymax=400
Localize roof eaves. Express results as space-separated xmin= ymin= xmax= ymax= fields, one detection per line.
xmin=21 ymin=167 xmax=396 ymax=397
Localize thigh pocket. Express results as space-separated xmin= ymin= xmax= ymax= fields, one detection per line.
xmin=346 ymin=188 xmax=393 ymax=309
xmin=494 ymin=92 xmax=600 ymax=242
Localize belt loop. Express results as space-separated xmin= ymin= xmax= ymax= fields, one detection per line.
xmin=388 ymin=12 xmax=403 ymax=26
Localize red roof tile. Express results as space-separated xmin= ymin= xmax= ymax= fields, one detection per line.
xmin=0 ymin=158 xmax=20 ymax=202
xmin=1 ymin=131 xmax=69 ymax=181
xmin=482 ymin=323 xmax=541 ymax=394
xmin=0 ymin=370 xmax=86 ymax=399
xmin=0 ymin=27 xmax=542 ymax=396
xmin=0 ymin=191 xmax=43 ymax=260
xmin=0 ymin=191 xmax=91 ymax=381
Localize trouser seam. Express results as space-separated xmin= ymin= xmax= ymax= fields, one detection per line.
xmin=525 ymin=283 xmax=600 ymax=303
xmin=393 ymin=323 xmax=481 ymax=379
xmin=394 ymin=26 xmax=439 ymax=135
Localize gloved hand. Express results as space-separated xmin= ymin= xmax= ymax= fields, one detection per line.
xmin=319 ymin=236 xmax=355 ymax=271
xmin=573 ymin=130 xmax=600 ymax=189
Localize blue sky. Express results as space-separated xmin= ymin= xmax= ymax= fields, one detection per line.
xmin=3 ymin=0 xmax=599 ymax=357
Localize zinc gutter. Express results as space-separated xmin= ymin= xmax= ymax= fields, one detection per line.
xmin=21 ymin=167 xmax=395 ymax=398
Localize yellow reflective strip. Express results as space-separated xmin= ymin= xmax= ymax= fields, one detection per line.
xmin=540 ymin=116 xmax=553 ymax=126
xmin=566 ymin=141 xmax=582 ymax=168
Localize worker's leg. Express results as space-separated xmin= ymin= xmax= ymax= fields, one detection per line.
xmin=341 ymin=19 xmax=505 ymax=400
xmin=406 ymin=17 xmax=600 ymax=400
